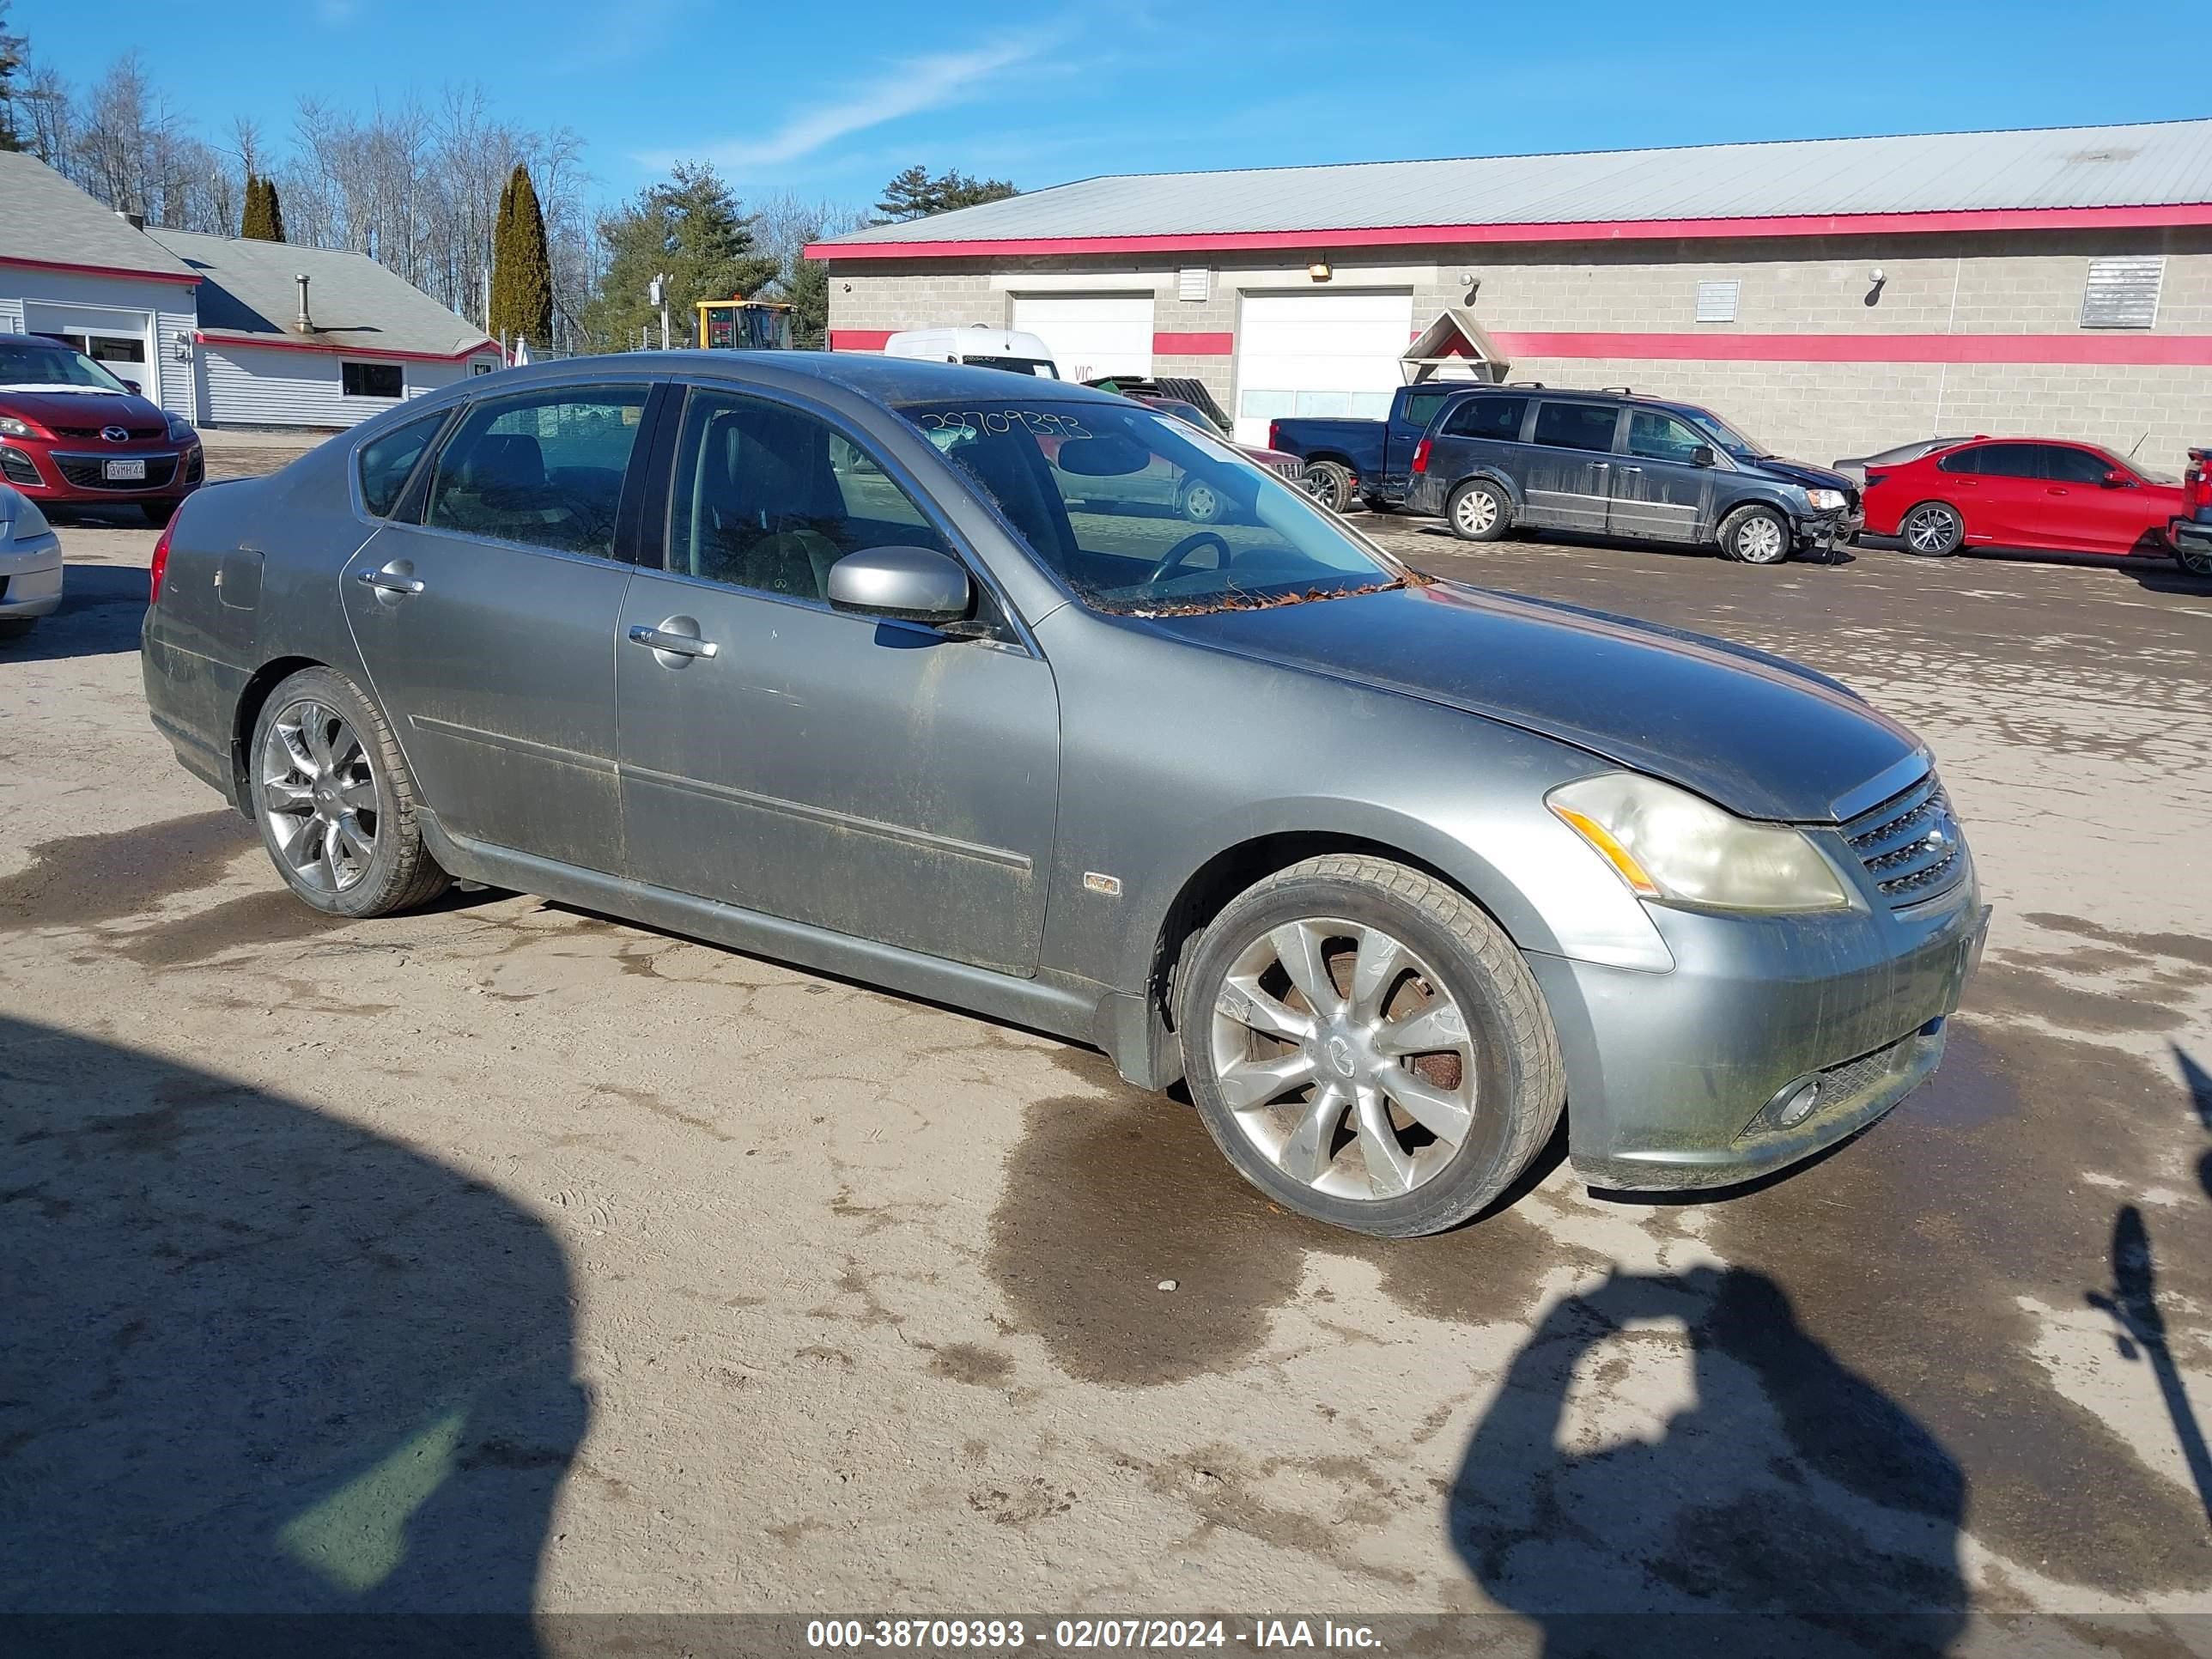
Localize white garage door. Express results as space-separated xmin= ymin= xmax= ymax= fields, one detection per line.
xmin=1232 ymin=290 xmax=1414 ymax=445
xmin=1009 ymin=294 xmax=1153 ymax=382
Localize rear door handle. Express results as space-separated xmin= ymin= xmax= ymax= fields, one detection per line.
xmin=629 ymin=623 xmax=719 ymax=659
xmin=356 ymin=565 xmax=424 ymax=596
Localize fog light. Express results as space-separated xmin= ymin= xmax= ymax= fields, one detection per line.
xmin=1769 ymin=1077 xmax=1820 ymax=1128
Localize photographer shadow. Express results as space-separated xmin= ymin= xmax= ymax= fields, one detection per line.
xmin=0 ymin=1016 xmax=586 ymax=1655
xmin=1449 ymin=1267 xmax=1965 ymax=1657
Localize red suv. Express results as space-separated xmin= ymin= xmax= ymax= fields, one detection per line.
xmin=0 ymin=332 xmax=204 ymax=526
xmin=1863 ymin=437 xmax=2185 ymax=569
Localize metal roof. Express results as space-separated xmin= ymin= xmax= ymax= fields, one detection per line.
xmin=145 ymin=229 xmax=495 ymax=359
xmin=0 ymin=151 xmax=199 ymax=279
xmin=818 ymin=119 xmax=2212 ymax=249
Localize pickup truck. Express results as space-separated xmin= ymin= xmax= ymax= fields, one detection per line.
xmin=1266 ymin=384 xmax=1474 ymax=512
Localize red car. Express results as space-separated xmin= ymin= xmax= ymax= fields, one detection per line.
xmin=1863 ymin=436 xmax=2185 ymax=568
xmin=0 ymin=332 xmax=204 ymax=526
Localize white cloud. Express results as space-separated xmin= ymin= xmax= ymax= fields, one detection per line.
xmin=641 ymin=36 xmax=1055 ymax=173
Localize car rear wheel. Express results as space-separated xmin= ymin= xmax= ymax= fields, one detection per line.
xmin=1900 ymin=501 xmax=1964 ymax=557
xmin=1447 ymin=480 xmax=1509 ymax=543
xmin=1176 ymin=854 xmax=1564 ymax=1238
xmin=249 ymin=665 xmax=451 ymax=918
xmin=2175 ymin=542 xmax=2212 ymax=579
xmin=1301 ymin=461 xmax=1353 ymax=513
xmin=1719 ymin=504 xmax=1791 ymax=565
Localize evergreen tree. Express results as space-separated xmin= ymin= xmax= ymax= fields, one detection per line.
xmin=0 ymin=3 xmax=27 ymax=154
xmin=872 ymin=164 xmax=1017 ymax=223
xmin=781 ymin=234 xmax=830 ymax=349
xmin=241 ymin=173 xmax=286 ymax=242
xmin=262 ymin=176 xmax=285 ymax=242
xmin=582 ymin=162 xmax=778 ymax=352
xmin=489 ymin=161 xmax=554 ymax=349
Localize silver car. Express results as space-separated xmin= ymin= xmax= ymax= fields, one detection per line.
xmin=142 ymin=356 xmax=1988 ymax=1237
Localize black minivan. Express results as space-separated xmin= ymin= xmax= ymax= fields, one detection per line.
xmin=1403 ymin=387 xmax=1862 ymax=565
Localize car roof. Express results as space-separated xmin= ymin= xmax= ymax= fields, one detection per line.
xmin=660 ymin=349 xmax=1129 ymax=408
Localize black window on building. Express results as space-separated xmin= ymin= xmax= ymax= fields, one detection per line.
xmin=343 ymin=362 xmax=404 ymax=399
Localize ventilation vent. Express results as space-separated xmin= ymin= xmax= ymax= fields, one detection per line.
xmin=2081 ymin=257 xmax=2163 ymax=330
xmin=1177 ymin=267 xmax=1211 ymax=302
xmin=1694 ymin=279 xmax=1740 ymax=323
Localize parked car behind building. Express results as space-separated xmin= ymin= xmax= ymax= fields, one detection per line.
xmin=1861 ymin=438 xmax=2186 ymax=565
xmin=1405 ymin=386 xmax=1860 ymax=564
xmin=143 ymin=354 xmax=1985 ymax=1237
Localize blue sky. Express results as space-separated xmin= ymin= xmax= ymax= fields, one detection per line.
xmin=14 ymin=0 xmax=2209 ymax=214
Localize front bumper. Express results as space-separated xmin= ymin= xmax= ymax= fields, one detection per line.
xmin=2169 ymin=516 xmax=2212 ymax=554
xmin=0 ymin=529 xmax=64 ymax=618
xmin=0 ymin=442 xmax=204 ymax=504
xmin=1797 ymin=508 xmax=1863 ymax=550
xmin=1529 ymin=870 xmax=1989 ymax=1193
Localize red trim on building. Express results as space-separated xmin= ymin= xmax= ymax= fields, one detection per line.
xmin=1 ymin=253 xmax=201 ymax=287
xmin=1153 ymin=331 xmax=1234 ymax=356
xmin=194 ymin=330 xmax=504 ymax=364
xmin=827 ymin=329 xmax=895 ymax=351
xmin=1490 ymin=330 xmax=2212 ymax=367
xmin=805 ymin=202 xmax=2212 ymax=262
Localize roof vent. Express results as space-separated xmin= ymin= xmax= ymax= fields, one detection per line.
xmin=295 ymin=273 xmax=313 ymax=334
xmin=113 ymin=208 xmax=147 ymax=231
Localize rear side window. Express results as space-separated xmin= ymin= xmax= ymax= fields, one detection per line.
xmin=426 ymin=386 xmax=651 ymax=558
xmin=1939 ymin=442 xmax=2039 ymax=478
xmin=1443 ymin=396 xmax=1527 ymax=441
xmin=1401 ymin=391 xmax=1449 ymax=431
xmin=1532 ymin=402 xmax=1620 ymax=453
xmin=2042 ymin=446 xmax=2114 ymax=483
xmin=356 ymin=413 xmax=444 ymax=518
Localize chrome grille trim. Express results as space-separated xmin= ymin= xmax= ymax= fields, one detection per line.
xmin=1844 ymin=769 xmax=1966 ymax=906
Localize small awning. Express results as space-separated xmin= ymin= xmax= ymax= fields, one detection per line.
xmin=1402 ymin=306 xmax=1508 ymax=383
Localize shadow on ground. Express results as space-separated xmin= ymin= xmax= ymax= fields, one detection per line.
xmin=0 ymin=1017 xmax=586 ymax=1655
xmin=0 ymin=561 xmax=150 ymax=663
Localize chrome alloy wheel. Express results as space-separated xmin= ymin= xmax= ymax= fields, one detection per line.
xmin=1736 ymin=514 xmax=1787 ymax=562
xmin=1454 ymin=487 xmax=1499 ymax=537
xmin=1207 ymin=917 xmax=1476 ymax=1200
xmin=1904 ymin=503 xmax=1960 ymax=555
xmin=260 ymin=698 xmax=380 ymax=892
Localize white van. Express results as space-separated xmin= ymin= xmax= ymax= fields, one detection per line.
xmin=880 ymin=326 xmax=1060 ymax=379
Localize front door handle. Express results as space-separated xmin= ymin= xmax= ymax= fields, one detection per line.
xmin=356 ymin=563 xmax=424 ymax=597
xmin=2047 ymin=486 xmax=2069 ymax=495
xmin=629 ymin=621 xmax=720 ymax=661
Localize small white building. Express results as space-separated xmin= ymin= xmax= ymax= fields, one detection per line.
xmin=0 ymin=149 xmax=503 ymax=431
xmin=146 ymin=231 xmax=504 ymax=428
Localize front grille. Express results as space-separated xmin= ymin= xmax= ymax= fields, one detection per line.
xmin=0 ymin=446 xmax=40 ymax=486
xmin=49 ymin=424 xmax=163 ymax=440
xmin=1844 ymin=769 xmax=1966 ymax=907
xmin=54 ymin=454 xmax=178 ymax=490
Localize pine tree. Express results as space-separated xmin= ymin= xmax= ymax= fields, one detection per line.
xmin=262 ymin=176 xmax=285 ymax=243
xmin=489 ymin=161 xmax=554 ymax=349
xmin=872 ymin=165 xmax=1017 ymax=223
xmin=0 ymin=2 xmax=26 ymax=154
xmin=241 ymin=173 xmax=286 ymax=242
xmin=781 ymin=237 xmax=830 ymax=350
xmin=581 ymin=162 xmax=779 ymax=352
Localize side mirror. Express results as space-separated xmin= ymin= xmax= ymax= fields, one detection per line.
xmin=2101 ymin=468 xmax=2131 ymax=489
xmin=120 ymin=380 xmax=142 ymax=394
xmin=826 ymin=545 xmax=972 ymax=625
xmin=1690 ymin=444 xmax=1717 ymax=468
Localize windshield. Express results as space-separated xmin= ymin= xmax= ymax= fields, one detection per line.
xmin=0 ymin=339 xmax=130 ymax=393
xmin=961 ymin=355 xmax=1058 ymax=379
xmin=1677 ymin=405 xmax=1770 ymax=463
xmin=901 ymin=398 xmax=1407 ymax=615
xmin=2098 ymin=445 xmax=2178 ymax=485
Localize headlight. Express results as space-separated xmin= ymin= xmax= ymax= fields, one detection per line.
xmin=1804 ymin=488 xmax=1846 ymax=512
xmin=1547 ymin=772 xmax=1854 ymax=913
xmin=0 ymin=415 xmax=37 ymax=440
xmin=166 ymin=413 xmax=197 ymax=442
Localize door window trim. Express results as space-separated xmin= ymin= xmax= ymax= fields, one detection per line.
xmin=349 ymin=404 xmax=464 ymax=526
xmin=641 ymin=379 xmax=1041 ymax=658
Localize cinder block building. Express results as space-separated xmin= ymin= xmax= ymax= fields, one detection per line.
xmin=809 ymin=119 xmax=2212 ymax=465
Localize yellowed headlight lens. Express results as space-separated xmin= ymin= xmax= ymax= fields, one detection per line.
xmin=1550 ymin=804 xmax=1663 ymax=897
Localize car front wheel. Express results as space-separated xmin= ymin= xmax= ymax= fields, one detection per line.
xmin=1720 ymin=504 xmax=1792 ymax=565
xmin=1900 ymin=501 xmax=1965 ymax=557
xmin=1301 ymin=461 xmax=1353 ymax=513
xmin=249 ymin=665 xmax=451 ymax=918
xmin=1176 ymin=854 xmax=1564 ymax=1237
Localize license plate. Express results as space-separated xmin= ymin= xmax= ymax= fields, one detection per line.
xmin=105 ymin=459 xmax=146 ymax=481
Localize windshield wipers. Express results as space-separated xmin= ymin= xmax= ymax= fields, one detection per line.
xmin=1118 ymin=575 xmax=1410 ymax=618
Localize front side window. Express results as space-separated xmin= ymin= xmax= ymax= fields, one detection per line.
xmin=2042 ymin=446 xmax=2116 ymax=484
xmin=1532 ymin=402 xmax=1620 ymax=453
xmin=342 ymin=362 xmax=404 ymax=399
xmin=900 ymin=398 xmax=1404 ymax=615
xmin=1624 ymin=410 xmax=1709 ymax=464
xmin=1443 ymin=395 xmax=1527 ymax=441
xmin=356 ymin=412 xmax=445 ymax=518
xmin=666 ymin=390 xmax=949 ymax=600
xmin=425 ymin=385 xmax=650 ymax=557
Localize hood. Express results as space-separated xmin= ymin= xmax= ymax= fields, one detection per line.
xmin=1144 ymin=581 xmax=1923 ymax=823
xmin=1747 ymin=454 xmax=1856 ymax=493
xmin=0 ymin=386 xmax=168 ymax=432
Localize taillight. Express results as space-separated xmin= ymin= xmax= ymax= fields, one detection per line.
xmin=1411 ymin=437 xmax=1432 ymax=476
xmin=149 ymin=524 xmax=173 ymax=605
xmin=1267 ymin=421 xmax=1280 ymax=451
xmin=2186 ymin=452 xmax=2211 ymax=510
xmin=1863 ymin=469 xmax=1887 ymax=489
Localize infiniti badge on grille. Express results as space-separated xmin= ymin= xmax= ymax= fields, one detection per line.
xmin=100 ymin=425 xmax=130 ymax=443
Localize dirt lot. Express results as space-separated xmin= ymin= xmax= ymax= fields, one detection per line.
xmin=4 ymin=457 xmax=2211 ymax=1652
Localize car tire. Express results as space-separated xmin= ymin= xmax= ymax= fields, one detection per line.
xmin=1301 ymin=461 xmax=1354 ymax=514
xmin=1176 ymin=854 xmax=1565 ymax=1238
xmin=2174 ymin=542 xmax=2212 ymax=579
xmin=1177 ymin=477 xmax=1224 ymax=524
xmin=1446 ymin=480 xmax=1510 ymax=543
xmin=1719 ymin=503 xmax=1792 ymax=565
xmin=0 ymin=617 xmax=36 ymax=641
xmin=248 ymin=665 xmax=451 ymax=919
xmin=140 ymin=500 xmax=179 ymax=528
xmin=1899 ymin=501 xmax=1965 ymax=557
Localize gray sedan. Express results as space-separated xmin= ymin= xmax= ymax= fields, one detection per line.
xmin=142 ymin=355 xmax=1988 ymax=1237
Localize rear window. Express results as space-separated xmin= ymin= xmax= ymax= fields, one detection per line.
xmin=1532 ymin=402 xmax=1620 ymax=453
xmin=1443 ymin=396 xmax=1526 ymax=441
